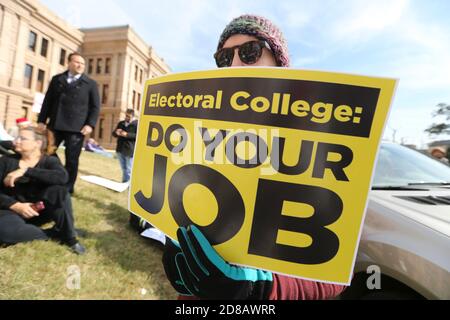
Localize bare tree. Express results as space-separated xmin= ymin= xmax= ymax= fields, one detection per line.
xmin=425 ymin=103 xmax=450 ymax=135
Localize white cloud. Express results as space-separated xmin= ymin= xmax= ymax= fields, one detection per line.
xmin=388 ymin=15 xmax=450 ymax=90
xmin=52 ymin=0 xmax=135 ymax=28
xmin=332 ymin=0 xmax=410 ymax=41
xmin=284 ymin=0 xmax=450 ymax=91
xmin=390 ymin=55 xmax=450 ymax=90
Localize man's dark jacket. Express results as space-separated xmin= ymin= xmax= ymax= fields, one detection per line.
xmin=112 ymin=120 xmax=138 ymax=157
xmin=38 ymin=71 xmax=100 ymax=132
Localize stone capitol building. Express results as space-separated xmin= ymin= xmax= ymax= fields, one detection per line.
xmin=0 ymin=0 xmax=171 ymax=149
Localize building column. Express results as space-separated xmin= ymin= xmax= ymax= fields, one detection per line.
xmin=124 ymin=54 xmax=133 ymax=112
xmin=49 ymin=39 xmax=62 ymax=79
xmin=9 ymin=14 xmax=29 ymax=89
xmin=0 ymin=7 xmax=19 ymax=87
xmin=110 ymin=53 xmax=119 ymax=108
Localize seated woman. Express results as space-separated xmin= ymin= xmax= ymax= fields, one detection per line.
xmin=0 ymin=126 xmax=86 ymax=254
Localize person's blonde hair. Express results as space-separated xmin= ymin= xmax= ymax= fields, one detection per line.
xmin=20 ymin=126 xmax=57 ymax=156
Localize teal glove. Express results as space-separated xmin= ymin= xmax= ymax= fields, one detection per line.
xmin=162 ymin=225 xmax=273 ymax=300
xmin=162 ymin=237 xmax=193 ymax=296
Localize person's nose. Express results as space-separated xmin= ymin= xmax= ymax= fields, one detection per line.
xmin=230 ymin=48 xmax=245 ymax=67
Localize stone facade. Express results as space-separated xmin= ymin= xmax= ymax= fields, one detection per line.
xmin=81 ymin=26 xmax=171 ymax=149
xmin=0 ymin=0 xmax=83 ymax=131
xmin=0 ymin=0 xmax=171 ymax=149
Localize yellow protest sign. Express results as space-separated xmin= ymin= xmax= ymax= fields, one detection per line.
xmin=129 ymin=68 xmax=397 ymax=285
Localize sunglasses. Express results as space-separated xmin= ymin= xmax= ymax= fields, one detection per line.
xmin=214 ymin=40 xmax=272 ymax=68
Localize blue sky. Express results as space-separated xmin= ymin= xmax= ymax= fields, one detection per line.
xmin=40 ymin=0 xmax=450 ymax=148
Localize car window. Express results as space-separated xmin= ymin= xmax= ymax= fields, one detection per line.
xmin=372 ymin=143 xmax=450 ymax=187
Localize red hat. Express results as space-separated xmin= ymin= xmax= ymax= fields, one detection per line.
xmin=16 ymin=118 xmax=30 ymax=125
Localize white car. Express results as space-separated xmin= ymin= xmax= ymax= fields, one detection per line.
xmin=342 ymin=142 xmax=450 ymax=300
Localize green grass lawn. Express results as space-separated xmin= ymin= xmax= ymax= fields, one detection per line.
xmin=0 ymin=150 xmax=178 ymax=300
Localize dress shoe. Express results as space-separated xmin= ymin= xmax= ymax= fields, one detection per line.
xmin=70 ymin=242 xmax=86 ymax=255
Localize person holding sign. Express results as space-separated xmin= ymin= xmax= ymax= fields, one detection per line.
xmin=162 ymin=14 xmax=347 ymax=300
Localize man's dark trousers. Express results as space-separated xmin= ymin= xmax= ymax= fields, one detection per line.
xmin=53 ymin=131 xmax=84 ymax=194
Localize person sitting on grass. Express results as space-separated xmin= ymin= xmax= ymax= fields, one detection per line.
xmin=0 ymin=126 xmax=86 ymax=254
xmin=84 ymin=138 xmax=113 ymax=158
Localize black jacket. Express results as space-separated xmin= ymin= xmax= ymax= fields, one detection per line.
xmin=38 ymin=71 xmax=100 ymax=132
xmin=112 ymin=120 xmax=138 ymax=157
xmin=0 ymin=154 xmax=68 ymax=209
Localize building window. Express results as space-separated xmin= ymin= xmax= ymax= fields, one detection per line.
xmin=98 ymin=119 xmax=104 ymax=139
xmin=96 ymin=58 xmax=103 ymax=74
xmin=132 ymin=90 xmax=136 ymax=107
xmin=28 ymin=31 xmax=37 ymax=51
xmin=59 ymin=49 xmax=66 ymax=66
xmin=88 ymin=59 xmax=94 ymax=74
xmin=40 ymin=38 xmax=49 ymax=57
xmin=102 ymin=84 xmax=109 ymax=104
xmin=36 ymin=69 xmax=45 ymax=92
xmin=24 ymin=64 xmax=33 ymax=88
xmin=139 ymin=69 xmax=143 ymax=84
xmin=137 ymin=93 xmax=141 ymax=110
xmin=135 ymin=65 xmax=138 ymax=81
xmin=105 ymin=58 xmax=111 ymax=74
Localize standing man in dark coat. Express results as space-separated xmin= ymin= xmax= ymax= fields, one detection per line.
xmin=112 ymin=109 xmax=138 ymax=183
xmin=38 ymin=52 xmax=100 ymax=194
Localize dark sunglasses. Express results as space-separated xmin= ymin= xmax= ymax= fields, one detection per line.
xmin=214 ymin=40 xmax=272 ymax=68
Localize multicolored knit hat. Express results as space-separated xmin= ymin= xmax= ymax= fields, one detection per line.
xmin=217 ymin=14 xmax=290 ymax=67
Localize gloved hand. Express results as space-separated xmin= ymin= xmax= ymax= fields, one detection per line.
xmin=162 ymin=225 xmax=273 ymax=300
xmin=162 ymin=236 xmax=193 ymax=296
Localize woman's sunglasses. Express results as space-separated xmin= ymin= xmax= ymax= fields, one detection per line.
xmin=214 ymin=40 xmax=272 ymax=68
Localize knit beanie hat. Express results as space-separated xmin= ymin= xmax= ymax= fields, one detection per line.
xmin=217 ymin=14 xmax=290 ymax=67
